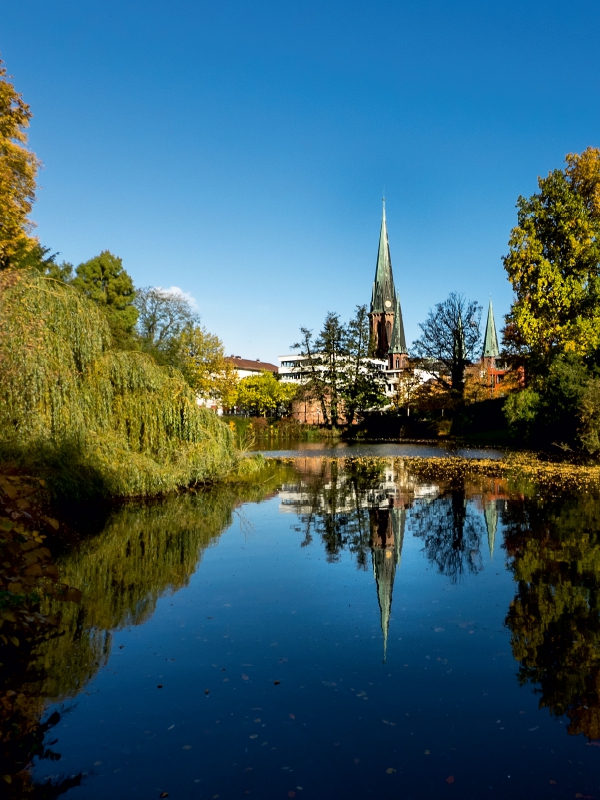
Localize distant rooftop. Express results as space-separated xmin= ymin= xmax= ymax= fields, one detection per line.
xmin=226 ymin=356 xmax=278 ymax=373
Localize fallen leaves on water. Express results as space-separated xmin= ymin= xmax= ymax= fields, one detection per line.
xmin=268 ymin=453 xmax=600 ymax=493
xmin=242 ymin=674 xmax=250 ymax=680
xmin=274 ymin=680 xmax=281 ymax=685
xmin=386 ymin=768 xmax=396 ymax=774
xmin=157 ymin=684 xmax=163 ymax=689
xmin=159 ymin=793 xmax=169 ymax=798
xmin=289 ymin=713 xmax=295 ymax=719
xmin=446 ymin=775 xmax=455 ymax=784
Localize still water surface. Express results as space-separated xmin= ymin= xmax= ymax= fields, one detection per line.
xmin=23 ymin=456 xmax=600 ymax=798
xmin=251 ymin=439 xmax=505 ymax=459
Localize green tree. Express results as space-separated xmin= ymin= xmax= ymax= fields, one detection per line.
xmin=0 ymin=58 xmax=40 ymax=269
xmin=236 ymin=371 xmax=296 ymax=417
xmin=503 ymin=149 xmax=600 ymax=370
xmin=412 ymin=292 xmax=482 ymax=402
xmin=294 ymin=308 xmax=386 ymax=426
xmin=7 ymin=241 xmax=73 ymax=280
xmin=293 ymin=325 xmax=333 ymax=426
xmin=175 ymin=325 xmax=238 ymax=408
xmin=313 ymin=311 xmax=346 ymax=426
xmin=134 ymin=286 xmax=199 ymax=364
xmin=504 ymin=355 xmax=595 ymax=449
xmin=72 ymin=251 xmax=138 ymax=347
xmin=343 ymin=304 xmax=387 ymax=423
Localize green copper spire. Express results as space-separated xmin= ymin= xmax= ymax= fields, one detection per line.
xmin=483 ymin=298 xmax=500 ymax=359
xmin=484 ymin=501 xmax=498 ymax=560
xmin=372 ymin=507 xmax=405 ymax=663
xmin=388 ymin=296 xmax=407 ymax=355
xmin=370 ymin=199 xmax=397 ymax=314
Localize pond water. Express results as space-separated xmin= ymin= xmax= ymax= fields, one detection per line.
xmin=251 ymin=440 xmax=505 ymax=459
xmin=11 ymin=457 xmax=600 ymax=798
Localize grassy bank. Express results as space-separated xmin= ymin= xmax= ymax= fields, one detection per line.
xmin=0 ymin=270 xmax=240 ymax=498
xmin=227 ymin=415 xmax=341 ymax=448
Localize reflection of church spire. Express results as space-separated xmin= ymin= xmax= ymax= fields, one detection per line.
xmin=371 ymin=503 xmax=405 ymax=662
xmin=484 ymin=501 xmax=498 ymax=560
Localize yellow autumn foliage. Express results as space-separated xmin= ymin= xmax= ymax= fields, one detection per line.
xmin=0 ymin=60 xmax=40 ymax=269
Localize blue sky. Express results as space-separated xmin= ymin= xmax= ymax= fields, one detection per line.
xmin=2 ymin=0 xmax=600 ymax=362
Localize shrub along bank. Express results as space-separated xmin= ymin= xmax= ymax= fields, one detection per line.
xmin=0 ymin=270 xmax=238 ymax=498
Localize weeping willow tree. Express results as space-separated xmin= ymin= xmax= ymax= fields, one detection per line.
xmin=0 ymin=270 xmax=237 ymax=496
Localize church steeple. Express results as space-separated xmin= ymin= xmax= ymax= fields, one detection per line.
xmin=483 ymin=298 xmax=500 ymax=360
xmin=369 ymin=200 xmax=399 ymax=359
xmin=388 ymin=296 xmax=408 ymax=369
xmin=370 ymin=200 xmax=396 ymax=315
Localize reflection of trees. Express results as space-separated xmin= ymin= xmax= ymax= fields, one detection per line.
xmin=410 ymin=482 xmax=484 ymax=582
xmin=2 ymin=462 xmax=294 ymax=795
xmin=296 ymin=459 xmax=388 ymax=568
xmin=504 ymin=490 xmax=600 ymax=740
xmin=0 ymin=626 xmax=83 ymax=799
xmin=38 ymin=464 xmax=296 ymax=700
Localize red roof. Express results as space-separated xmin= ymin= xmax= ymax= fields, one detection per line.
xmin=226 ymin=357 xmax=278 ymax=373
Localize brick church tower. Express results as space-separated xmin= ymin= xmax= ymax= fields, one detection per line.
xmin=369 ymin=201 xmax=408 ymax=364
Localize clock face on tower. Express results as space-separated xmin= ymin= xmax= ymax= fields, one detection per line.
xmin=385 ymin=300 xmax=392 ymax=308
